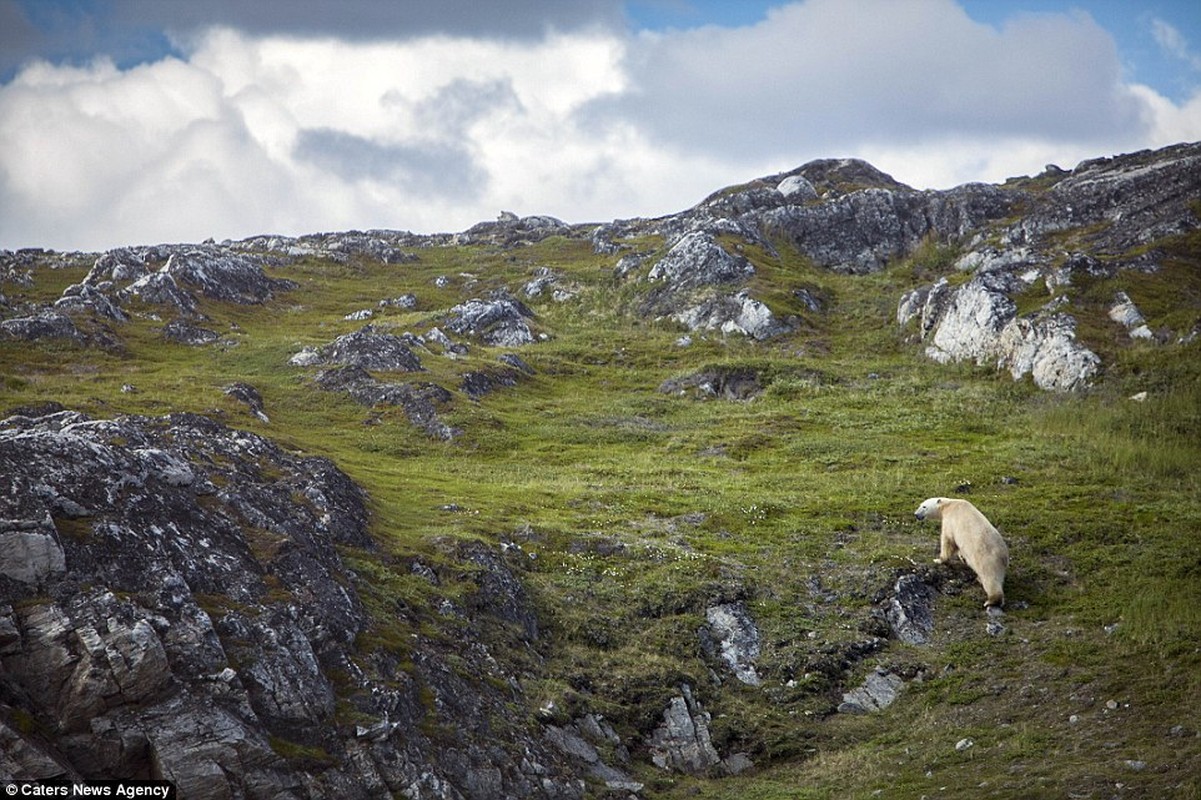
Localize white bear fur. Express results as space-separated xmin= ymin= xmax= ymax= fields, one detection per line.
xmin=915 ymin=497 xmax=1009 ymax=608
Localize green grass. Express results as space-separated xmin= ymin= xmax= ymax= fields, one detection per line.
xmin=2 ymin=231 xmax=1199 ymax=797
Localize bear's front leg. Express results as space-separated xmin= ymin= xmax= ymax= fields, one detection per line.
xmin=936 ymin=530 xmax=957 ymax=564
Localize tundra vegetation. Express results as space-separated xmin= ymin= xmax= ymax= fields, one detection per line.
xmin=1 ymin=146 xmax=1200 ymax=798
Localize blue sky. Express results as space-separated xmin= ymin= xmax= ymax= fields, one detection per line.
xmin=2 ymin=0 xmax=1200 ymax=251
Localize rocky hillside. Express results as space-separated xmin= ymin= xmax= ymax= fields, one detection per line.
xmin=2 ymin=142 xmax=1199 ymax=798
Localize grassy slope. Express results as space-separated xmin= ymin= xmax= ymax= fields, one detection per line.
xmin=2 ymin=230 xmax=1199 ymax=799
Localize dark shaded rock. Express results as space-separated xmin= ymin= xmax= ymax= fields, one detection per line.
xmin=882 ymin=573 xmax=936 ymax=645
xmin=223 ymin=382 xmax=269 ymax=422
xmin=314 ymin=366 xmax=457 ymax=439
xmin=455 ymin=539 xmax=540 ymax=643
xmin=759 ymin=183 xmax=1016 ymax=274
xmin=162 ymin=319 xmax=220 ymax=345
xmin=660 ymin=367 xmax=763 ymax=401
xmin=1021 ymin=142 xmax=1201 ymax=253
xmin=0 ymin=311 xmax=84 ymax=344
xmin=460 ymin=356 xmax=534 ymax=400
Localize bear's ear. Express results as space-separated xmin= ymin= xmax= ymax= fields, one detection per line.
xmin=936 ymin=498 xmax=944 ymax=505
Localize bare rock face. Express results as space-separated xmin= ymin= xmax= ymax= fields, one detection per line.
xmin=755 ymin=176 xmax=1015 ymax=274
xmin=0 ymin=409 xmax=583 ymax=798
xmin=83 ymin=245 xmax=295 ymax=319
xmin=647 ymin=231 xmax=754 ymax=290
xmin=160 ymin=248 xmax=297 ymax=305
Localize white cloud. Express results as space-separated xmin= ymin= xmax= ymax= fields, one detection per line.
xmin=2 ymin=0 xmax=1200 ymax=252
xmin=1150 ymin=17 xmax=1201 ymax=71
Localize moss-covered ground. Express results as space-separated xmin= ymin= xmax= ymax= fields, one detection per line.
xmin=2 ymin=230 xmax=1199 ymax=798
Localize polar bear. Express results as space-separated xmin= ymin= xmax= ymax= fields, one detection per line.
xmin=914 ymin=497 xmax=1009 ymax=608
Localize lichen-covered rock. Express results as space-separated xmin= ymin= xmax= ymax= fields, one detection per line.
xmin=838 ymin=668 xmax=905 ymax=714
xmin=162 ymin=319 xmax=221 ymax=346
xmin=895 ymin=143 xmax=1201 ymax=391
xmin=758 ymin=182 xmax=1015 ymax=273
xmin=55 ymin=283 xmax=128 ymax=322
xmin=314 ymin=365 xmax=458 ymax=439
xmin=997 ymin=311 xmax=1101 ymax=391
xmin=310 ymin=324 xmax=424 ymax=371
xmin=704 ymin=602 xmax=762 ymax=686
xmin=672 ymin=290 xmax=791 ymax=340
xmin=162 ymin=248 xmax=296 ymax=305
xmin=0 ymin=311 xmax=85 ymax=344
xmin=445 ymin=294 xmax=536 ymax=346
xmin=648 ymin=231 xmax=754 ymax=290
xmin=647 ymin=684 xmax=721 ymax=774
xmin=119 ymin=271 xmax=199 ymax=315
xmin=0 ymin=409 xmax=584 ymax=798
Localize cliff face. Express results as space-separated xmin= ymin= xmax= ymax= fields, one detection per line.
xmin=1 ymin=142 xmax=1199 ymax=798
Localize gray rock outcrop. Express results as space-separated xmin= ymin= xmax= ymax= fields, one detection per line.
xmin=704 ymin=602 xmax=762 ymax=686
xmin=0 ymin=409 xmax=584 ymax=798
xmin=839 ymin=668 xmax=905 ymax=714
xmin=647 ymin=684 xmax=722 ymax=774
xmin=299 ymin=324 xmax=424 ymax=372
xmin=0 ymin=311 xmax=85 ymax=344
xmin=314 ymin=365 xmax=458 ymax=439
xmin=899 ymin=269 xmax=1102 ymax=392
xmin=445 ymin=294 xmax=537 ymax=346
xmin=640 ymin=232 xmax=791 ymax=340
xmin=882 ymin=573 xmax=936 ymax=645
xmin=894 ymin=143 xmax=1201 ymax=390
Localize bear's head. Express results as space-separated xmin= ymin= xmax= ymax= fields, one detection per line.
xmin=914 ymin=497 xmax=944 ymax=521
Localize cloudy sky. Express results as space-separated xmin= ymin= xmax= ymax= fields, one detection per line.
xmin=2 ymin=0 xmax=1199 ymax=252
